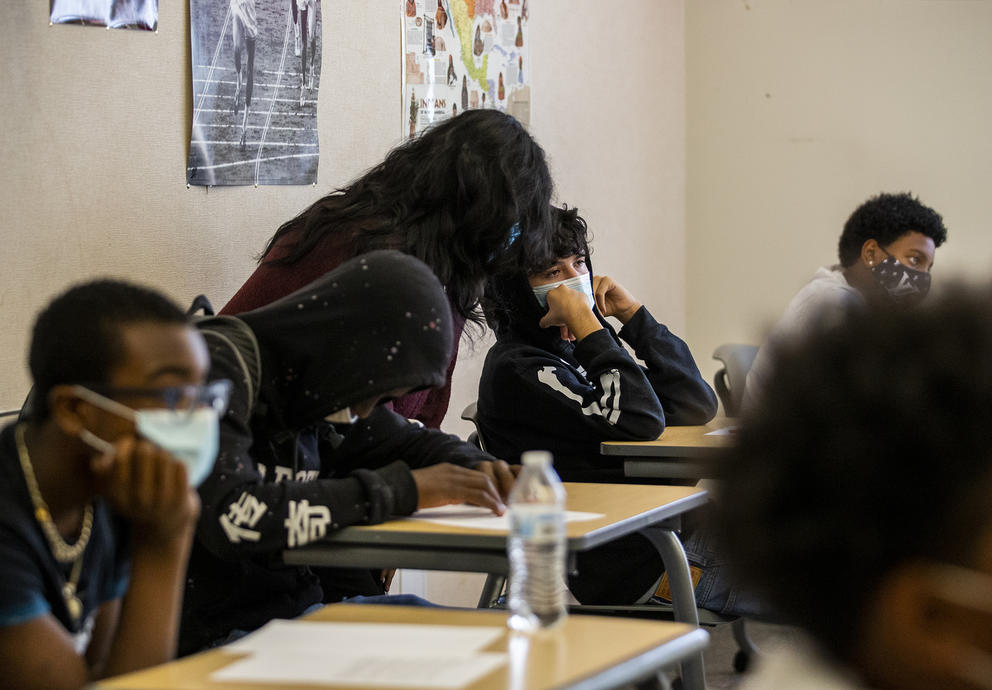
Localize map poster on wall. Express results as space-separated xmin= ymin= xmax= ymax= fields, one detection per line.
xmin=50 ymin=0 xmax=158 ymax=30
xmin=403 ymin=0 xmax=530 ymax=139
xmin=187 ymin=0 xmax=321 ymax=187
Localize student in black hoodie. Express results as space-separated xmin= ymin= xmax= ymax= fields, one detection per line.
xmin=478 ymin=207 xmax=757 ymax=611
xmin=479 ymin=205 xmax=718 ymax=483
xmin=179 ymin=250 xmax=514 ymax=654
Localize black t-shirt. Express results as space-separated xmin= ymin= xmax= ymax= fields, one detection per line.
xmin=0 ymin=423 xmax=130 ymax=653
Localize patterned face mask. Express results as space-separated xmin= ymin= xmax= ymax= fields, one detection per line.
xmin=871 ymin=253 xmax=931 ymax=307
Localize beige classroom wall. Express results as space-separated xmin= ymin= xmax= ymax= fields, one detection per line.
xmin=0 ymin=2 xmax=400 ymax=410
xmin=686 ymin=0 xmax=992 ymax=397
xmin=0 ymin=1 xmax=687 ymax=418
xmin=1 ymin=2 xmax=686 ymax=604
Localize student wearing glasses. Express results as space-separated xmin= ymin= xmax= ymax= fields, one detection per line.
xmin=0 ymin=279 xmax=229 ymax=689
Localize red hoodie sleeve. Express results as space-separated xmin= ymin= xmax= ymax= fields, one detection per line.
xmin=221 ymin=232 xmax=356 ymax=315
xmin=391 ymin=311 xmax=465 ymax=428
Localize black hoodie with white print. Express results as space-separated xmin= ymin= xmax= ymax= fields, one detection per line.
xmin=478 ymin=258 xmax=718 ymax=483
xmin=180 ymin=251 xmax=492 ymax=653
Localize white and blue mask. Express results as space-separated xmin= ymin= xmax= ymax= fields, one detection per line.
xmin=74 ymin=384 xmax=225 ymax=487
xmin=531 ymin=274 xmax=595 ymax=311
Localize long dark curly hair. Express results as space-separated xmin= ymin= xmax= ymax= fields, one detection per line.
xmin=483 ymin=204 xmax=592 ymax=340
xmin=260 ymin=110 xmax=554 ymax=324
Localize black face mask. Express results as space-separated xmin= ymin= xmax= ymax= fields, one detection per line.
xmin=871 ymin=253 xmax=931 ymax=307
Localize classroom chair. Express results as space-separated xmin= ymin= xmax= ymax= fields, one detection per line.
xmin=711 ymin=343 xmax=759 ymax=417
xmin=460 ymin=401 xmax=488 ymax=452
xmin=710 ymin=343 xmax=764 ymax=671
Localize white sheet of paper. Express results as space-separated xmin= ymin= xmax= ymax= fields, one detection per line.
xmin=214 ymin=621 xmax=506 ymax=688
xmin=225 ymin=620 xmax=504 ymax=656
xmin=212 ymin=650 xmax=508 ymax=688
xmin=407 ymin=504 xmax=603 ymax=531
xmin=704 ymin=426 xmax=738 ymax=436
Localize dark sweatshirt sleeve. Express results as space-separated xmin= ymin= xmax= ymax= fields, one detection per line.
xmin=617 ymin=307 xmax=719 ymax=425
xmin=501 ymin=328 xmax=668 ymax=442
xmin=194 ymin=332 xmax=422 ymax=561
xmin=334 ymin=405 xmax=496 ymax=472
xmin=220 ymin=232 xmax=355 ymax=315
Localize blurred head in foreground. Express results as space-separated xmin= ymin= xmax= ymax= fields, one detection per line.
xmin=718 ymin=283 xmax=992 ymax=690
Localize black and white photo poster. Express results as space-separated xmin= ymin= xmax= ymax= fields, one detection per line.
xmin=187 ymin=0 xmax=321 ymax=186
xmin=50 ymin=0 xmax=158 ymax=30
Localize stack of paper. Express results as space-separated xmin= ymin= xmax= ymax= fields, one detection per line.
xmin=211 ymin=620 xmax=507 ymax=688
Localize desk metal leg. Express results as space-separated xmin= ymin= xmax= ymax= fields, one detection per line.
xmin=479 ymin=553 xmax=576 ymax=610
xmin=642 ymin=527 xmax=707 ymax=690
xmin=478 ymin=574 xmax=505 ymax=608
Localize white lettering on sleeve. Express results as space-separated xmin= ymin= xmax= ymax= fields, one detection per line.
xmin=219 ymin=492 xmax=267 ymax=543
xmin=284 ymin=500 xmax=332 ymax=547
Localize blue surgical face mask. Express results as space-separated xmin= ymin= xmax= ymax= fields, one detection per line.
xmin=132 ymin=408 xmax=219 ymax=486
xmin=74 ymin=386 xmax=221 ymax=487
xmin=531 ymin=274 xmax=595 ymax=310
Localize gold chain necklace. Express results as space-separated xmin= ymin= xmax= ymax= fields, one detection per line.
xmin=15 ymin=424 xmax=92 ymax=623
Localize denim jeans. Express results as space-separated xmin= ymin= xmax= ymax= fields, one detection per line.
xmin=339 ymin=594 xmax=438 ymax=607
xmin=208 ymin=594 xmax=438 ymax=649
xmin=680 ymin=507 xmax=769 ymax=619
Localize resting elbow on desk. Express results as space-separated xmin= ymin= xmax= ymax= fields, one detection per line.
xmin=654 ymin=376 xmax=720 ymax=428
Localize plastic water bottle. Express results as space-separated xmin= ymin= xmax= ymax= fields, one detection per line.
xmin=506 ymin=450 xmax=567 ymax=632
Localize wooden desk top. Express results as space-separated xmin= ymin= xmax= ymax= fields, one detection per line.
xmin=281 ymin=483 xmax=708 ymax=582
xmin=294 ymin=482 xmax=708 ymax=550
xmin=600 ymin=419 xmax=736 ymax=458
xmin=96 ymin=604 xmax=708 ymax=690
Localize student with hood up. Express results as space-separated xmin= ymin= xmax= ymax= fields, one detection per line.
xmin=477 ymin=206 xmax=734 ymax=609
xmin=179 ymin=250 xmax=515 ymax=655
xmin=478 ymin=206 xmax=718 ymax=484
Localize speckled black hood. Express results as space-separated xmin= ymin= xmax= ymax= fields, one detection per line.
xmin=239 ymin=250 xmax=453 ymax=429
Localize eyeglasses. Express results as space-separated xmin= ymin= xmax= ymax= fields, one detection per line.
xmin=77 ymin=380 xmax=232 ymax=421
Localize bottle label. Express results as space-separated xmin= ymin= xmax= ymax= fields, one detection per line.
xmin=509 ymin=505 xmax=564 ymax=542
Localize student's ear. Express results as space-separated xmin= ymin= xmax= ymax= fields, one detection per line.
xmin=48 ymin=385 xmax=90 ymax=437
xmin=862 ymin=562 xmax=989 ymax=689
xmin=860 ymin=239 xmax=881 ymax=267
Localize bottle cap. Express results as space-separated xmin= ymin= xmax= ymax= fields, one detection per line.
xmin=520 ymin=450 xmax=552 ymax=467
